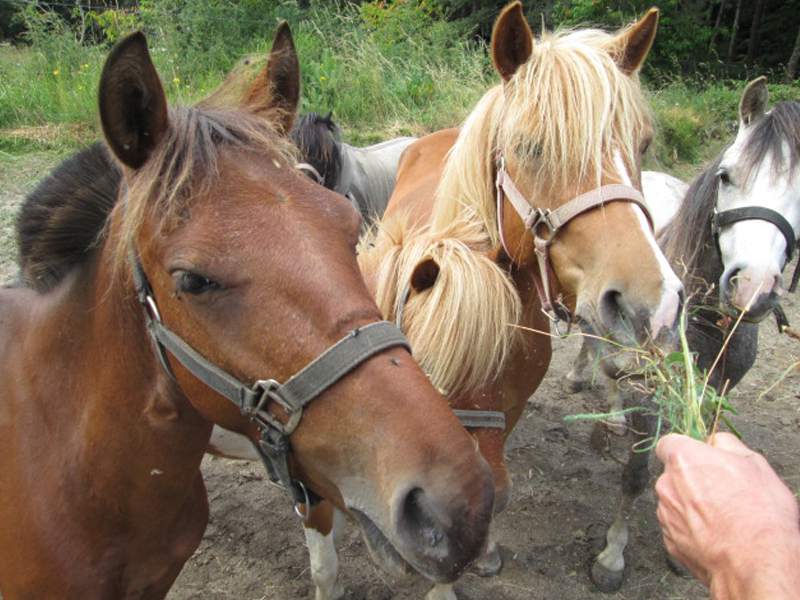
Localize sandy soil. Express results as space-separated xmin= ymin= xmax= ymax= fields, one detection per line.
xmin=2 ymin=152 xmax=799 ymax=600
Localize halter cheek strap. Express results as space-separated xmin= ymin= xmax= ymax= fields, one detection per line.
xmin=131 ymin=254 xmax=410 ymax=510
xmin=495 ymin=158 xmax=652 ymax=331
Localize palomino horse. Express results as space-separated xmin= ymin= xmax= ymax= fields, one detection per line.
xmin=297 ymin=4 xmax=684 ymax=598
xmin=291 ymin=111 xmax=417 ymax=224
xmin=1 ymin=27 xmax=495 ymax=598
xmin=567 ymin=77 xmax=800 ymax=583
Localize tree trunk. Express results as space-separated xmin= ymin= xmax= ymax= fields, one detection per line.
xmin=746 ymin=0 xmax=765 ymax=63
xmin=727 ymin=0 xmax=743 ymax=61
xmin=709 ymin=0 xmax=727 ymax=50
xmin=786 ymin=25 xmax=800 ymax=82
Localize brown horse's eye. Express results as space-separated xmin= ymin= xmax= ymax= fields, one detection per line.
xmin=174 ymin=271 xmax=221 ymax=295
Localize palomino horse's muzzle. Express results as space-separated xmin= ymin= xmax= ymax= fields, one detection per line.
xmin=494 ymin=157 xmax=654 ymax=334
xmin=130 ymin=253 xmax=411 ymax=514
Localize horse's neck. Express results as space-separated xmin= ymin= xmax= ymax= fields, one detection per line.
xmin=28 ymin=247 xmax=211 ymax=512
xmin=338 ymin=142 xmax=408 ymax=219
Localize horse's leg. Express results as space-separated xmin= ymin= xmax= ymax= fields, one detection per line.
xmin=471 ymin=538 xmax=502 ymax=576
xmin=604 ymin=377 xmax=628 ymax=436
xmin=565 ymin=338 xmax=592 ymax=392
xmin=303 ymin=500 xmax=344 ymax=600
xmin=426 ymin=583 xmax=457 ymax=600
xmin=590 ymin=403 xmax=655 ymax=592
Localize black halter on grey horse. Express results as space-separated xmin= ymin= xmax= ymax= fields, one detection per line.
xmin=290 ymin=112 xmax=416 ymax=224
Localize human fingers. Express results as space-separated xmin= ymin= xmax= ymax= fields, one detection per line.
xmin=655 ymin=433 xmax=704 ymax=465
xmin=707 ymin=432 xmax=753 ymax=456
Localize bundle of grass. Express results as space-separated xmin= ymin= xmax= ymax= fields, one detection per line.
xmin=562 ymin=304 xmax=742 ymax=449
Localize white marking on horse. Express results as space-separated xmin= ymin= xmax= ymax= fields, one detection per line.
xmin=304 ymin=523 xmax=344 ymax=600
xmin=614 ymin=150 xmax=682 ymax=337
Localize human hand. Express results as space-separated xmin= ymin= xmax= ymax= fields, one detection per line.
xmin=655 ymin=433 xmax=800 ymax=598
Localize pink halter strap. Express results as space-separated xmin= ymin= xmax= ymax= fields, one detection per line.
xmin=495 ymin=158 xmax=653 ymax=329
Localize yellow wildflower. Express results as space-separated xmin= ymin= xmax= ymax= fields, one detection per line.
xmin=52 ymin=68 xmax=60 ymax=76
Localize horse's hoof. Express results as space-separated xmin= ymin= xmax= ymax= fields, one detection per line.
xmin=425 ymin=584 xmax=457 ymax=600
xmin=665 ymin=552 xmax=690 ymax=577
xmin=471 ymin=543 xmax=503 ymax=577
xmin=590 ymin=560 xmax=624 ymax=593
xmin=314 ymin=582 xmax=344 ymax=600
xmin=564 ymin=375 xmax=586 ymax=393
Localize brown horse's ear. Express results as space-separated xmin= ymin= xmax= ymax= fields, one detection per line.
xmin=245 ymin=21 xmax=300 ymax=132
xmin=739 ymin=76 xmax=769 ymax=126
xmin=491 ymin=2 xmax=534 ymax=82
xmin=99 ymin=32 xmax=168 ymax=170
xmin=410 ymin=258 xmax=440 ymax=293
xmin=608 ymin=7 xmax=659 ymax=75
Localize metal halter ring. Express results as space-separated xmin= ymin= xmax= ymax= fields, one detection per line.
xmin=293 ymin=480 xmax=313 ymax=522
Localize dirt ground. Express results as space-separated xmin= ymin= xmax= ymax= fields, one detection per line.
xmin=2 ymin=151 xmax=799 ymax=600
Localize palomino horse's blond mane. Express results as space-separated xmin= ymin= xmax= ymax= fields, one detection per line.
xmin=360 ymin=23 xmax=653 ymax=398
xmin=358 ymin=215 xmax=521 ymax=397
xmin=431 ymin=27 xmax=653 ymax=247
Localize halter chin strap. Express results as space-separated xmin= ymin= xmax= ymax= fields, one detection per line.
xmin=130 ymin=254 xmax=411 ymax=509
xmin=394 ymin=283 xmax=506 ymax=432
xmin=495 ymin=157 xmax=652 ymax=332
xmin=711 ymin=206 xmax=800 ymax=292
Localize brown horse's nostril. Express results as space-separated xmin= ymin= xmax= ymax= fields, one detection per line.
xmin=396 ymin=488 xmax=447 ymax=550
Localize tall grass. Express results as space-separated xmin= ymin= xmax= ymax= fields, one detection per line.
xmin=0 ymin=1 xmax=798 ymax=162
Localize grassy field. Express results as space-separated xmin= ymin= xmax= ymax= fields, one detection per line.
xmin=0 ymin=2 xmax=798 ymax=179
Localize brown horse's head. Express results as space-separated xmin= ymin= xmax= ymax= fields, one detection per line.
xmin=433 ymin=3 xmax=682 ymax=373
xmin=98 ymin=28 xmax=493 ymax=582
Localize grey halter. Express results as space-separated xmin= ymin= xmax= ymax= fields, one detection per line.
xmin=131 ymin=255 xmax=411 ymax=507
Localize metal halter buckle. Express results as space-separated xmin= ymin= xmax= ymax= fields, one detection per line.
xmin=247 ymin=379 xmax=303 ymax=436
xmin=529 ymin=208 xmax=556 ymax=239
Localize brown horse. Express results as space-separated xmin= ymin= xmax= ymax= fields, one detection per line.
xmin=298 ymin=4 xmax=683 ymax=598
xmin=0 ymin=27 xmax=495 ymax=598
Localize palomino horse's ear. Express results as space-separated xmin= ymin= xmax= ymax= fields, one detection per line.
xmin=609 ymin=8 xmax=659 ymax=75
xmin=411 ymin=258 xmax=440 ymax=293
xmin=99 ymin=32 xmax=168 ymax=170
xmin=739 ymin=76 xmax=769 ymax=126
xmin=491 ymin=2 xmax=533 ymax=82
xmin=245 ymin=21 xmax=301 ymax=132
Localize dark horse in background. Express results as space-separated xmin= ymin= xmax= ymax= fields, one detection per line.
xmin=1 ymin=26 xmax=495 ymax=598
xmin=290 ymin=112 xmax=416 ymax=224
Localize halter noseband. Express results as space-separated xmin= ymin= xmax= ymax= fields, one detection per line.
xmin=131 ymin=254 xmax=411 ymax=512
xmin=711 ymin=206 xmax=800 ymax=293
xmin=495 ymin=157 xmax=652 ymax=331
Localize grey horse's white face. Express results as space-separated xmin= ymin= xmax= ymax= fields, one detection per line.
xmin=716 ymin=80 xmax=800 ymax=320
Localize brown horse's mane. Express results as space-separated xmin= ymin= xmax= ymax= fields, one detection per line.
xmin=17 ymin=143 xmax=121 ymax=291
xmin=17 ymin=105 xmax=296 ymax=291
